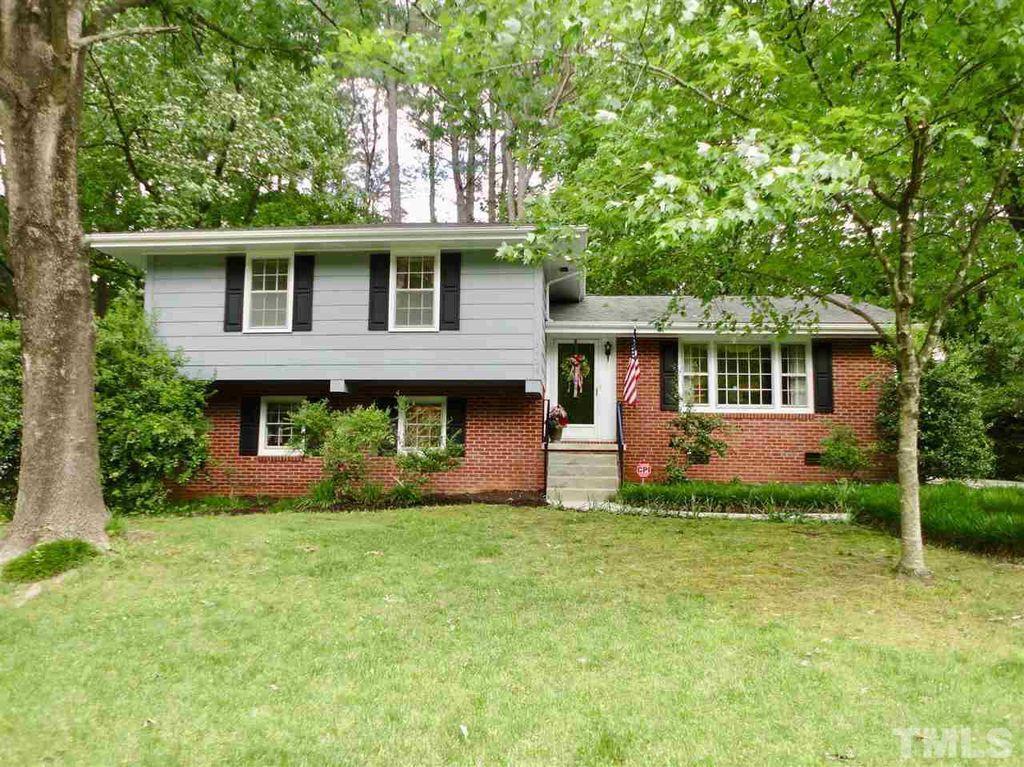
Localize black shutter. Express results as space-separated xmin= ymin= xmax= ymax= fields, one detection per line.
xmin=292 ymin=254 xmax=315 ymax=332
xmin=239 ymin=396 xmax=261 ymax=456
xmin=446 ymin=397 xmax=467 ymax=446
xmin=224 ymin=256 xmax=246 ymax=332
xmin=368 ymin=253 xmax=390 ymax=331
xmin=660 ymin=340 xmax=679 ymax=411
xmin=440 ymin=251 xmax=461 ymax=331
xmin=373 ymin=397 xmax=399 ymax=455
xmin=812 ymin=341 xmax=834 ymax=413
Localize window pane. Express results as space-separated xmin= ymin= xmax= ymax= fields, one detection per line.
xmin=716 ymin=344 xmax=773 ymax=406
xmin=394 ymin=256 xmax=437 ymax=328
xmin=403 ymin=402 xmax=444 ymax=450
xmin=781 ymin=344 xmax=809 ymax=407
xmin=680 ymin=344 xmax=709 ymax=405
xmin=248 ymin=258 xmax=290 ymax=329
xmin=265 ymin=401 xmax=299 ymax=448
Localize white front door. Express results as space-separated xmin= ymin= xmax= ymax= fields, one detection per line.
xmin=549 ymin=337 xmax=617 ymax=441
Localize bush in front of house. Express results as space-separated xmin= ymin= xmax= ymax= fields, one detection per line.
xmin=616 ymin=480 xmax=1024 ymax=556
xmin=289 ymin=397 xmax=463 ymax=509
xmin=1 ymin=539 xmax=99 ymax=583
xmin=877 ymin=351 xmax=996 ymax=480
xmin=819 ymin=424 xmax=874 ymax=479
xmin=0 ymin=297 xmax=210 ymax=514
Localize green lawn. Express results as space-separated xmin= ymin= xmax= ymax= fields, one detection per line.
xmin=2 ymin=506 xmax=1023 ymax=766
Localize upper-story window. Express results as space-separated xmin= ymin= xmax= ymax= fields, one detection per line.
xmin=678 ymin=340 xmax=812 ymax=412
xmin=245 ymin=254 xmax=293 ymax=332
xmin=390 ymin=253 xmax=439 ymax=331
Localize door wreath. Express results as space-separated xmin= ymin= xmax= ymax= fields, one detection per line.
xmin=561 ymin=353 xmax=591 ymax=398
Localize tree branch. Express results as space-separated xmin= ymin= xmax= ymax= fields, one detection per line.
xmin=918 ymin=113 xmax=1023 ymax=360
xmin=85 ymin=0 xmax=155 ymax=36
xmin=74 ymin=24 xmax=178 ymax=49
xmin=617 ymin=58 xmax=753 ymax=124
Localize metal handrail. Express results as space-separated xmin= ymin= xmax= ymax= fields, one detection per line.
xmin=615 ymin=400 xmax=625 ymax=484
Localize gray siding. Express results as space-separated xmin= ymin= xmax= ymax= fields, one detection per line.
xmin=147 ymin=250 xmax=545 ymax=385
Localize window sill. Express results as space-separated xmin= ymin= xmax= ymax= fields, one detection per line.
xmin=255 ymin=452 xmax=306 ymax=461
xmin=242 ymin=328 xmax=293 ymax=334
xmin=684 ymin=409 xmax=818 ymax=419
xmin=388 ymin=327 xmax=439 ymax=333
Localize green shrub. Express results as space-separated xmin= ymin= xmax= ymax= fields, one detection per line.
xmin=616 ymin=481 xmax=1024 ymax=556
xmin=0 ymin=298 xmax=210 ymax=514
xmin=2 ymin=539 xmax=99 ymax=583
xmin=877 ymin=352 xmax=996 ymax=479
xmin=289 ymin=397 xmax=463 ymax=509
xmin=665 ymin=408 xmax=729 ymax=482
xmin=819 ymin=424 xmax=873 ymax=479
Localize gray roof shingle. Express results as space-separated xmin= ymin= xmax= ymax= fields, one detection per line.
xmin=549 ymin=295 xmax=893 ymax=329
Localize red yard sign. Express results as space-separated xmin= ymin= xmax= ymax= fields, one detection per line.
xmin=636 ymin=462 xmax=652 ymax=481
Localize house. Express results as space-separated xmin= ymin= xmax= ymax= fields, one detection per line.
xmin=88 ymin=224 xmax=894 ymax=505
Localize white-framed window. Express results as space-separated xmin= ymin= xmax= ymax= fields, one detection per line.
xmin=398 ymin=396 xmax=447 ymax=452
xmin=244 ymin=253 xmax=293 ymax=332
xmin=677 ymin=340 xmax=813 ymax=413
xmin=780 ymin=344 xmax=810 ymax=408
xmin=390 ymin=253 xmax=440 ymax=331
xmin=260 ymin=396 xmax=304 ymax=455
xmin=680 ymin=343 xmax=711 ymax=406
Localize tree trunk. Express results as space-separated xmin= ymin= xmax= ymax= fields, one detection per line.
xmin=386 ymin=76 xmax=401 ymax=223
xmin=0 ymin=5 xmax=109 ymax=562
xmin=450 ymin=131 xmax=469 ymax=223
xmin=487 ymin=116 xmax=497 ymax=223
xmin=427 ymin=110 xmax=438 ymax=224
xmin=465 ymin=132 xmax=477 ymax=223
xmin=894 ymin=340 xmax=929 ymax=576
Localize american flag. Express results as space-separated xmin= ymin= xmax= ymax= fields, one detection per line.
xmin=623 ymin=329 xmax=640 ymax=405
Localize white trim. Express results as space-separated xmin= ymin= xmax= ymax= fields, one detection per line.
xmin=87 ymin=225 xmax=587 ymax=259
xmin=397 ymin=396 xmax=448 ymax=453
xmin=243 ymin=251 xmax=294 ymax=333
xmin=388 ymin=251 xmax=441 ymax=332
xmin=677 ymin=338 xmax=815 ymax=414
xmin=259 ymin=396 xmax=304 ymax=456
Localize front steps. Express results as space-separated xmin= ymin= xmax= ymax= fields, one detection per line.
xmin=546 ymin=442 xmax=620 ymax=508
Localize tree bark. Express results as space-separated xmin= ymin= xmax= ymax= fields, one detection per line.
xmin=487 ymin=113 xmax=497 ymax=223
xmin=385 ymin=76 xmax=401 ymax=223
xmin=894 ymin=340 xmax=928 ymax=576
xmin=427 ymin=109 xmax=437 ymax=224
xmin=0 ymin=2 xmax=109 ymax=562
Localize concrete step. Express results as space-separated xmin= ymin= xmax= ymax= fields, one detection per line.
xmin=547 ymin=452 xmax=619 ymax=468
xmin=547 ymin=441 xmax=618 ymax=452
xmin=547 ymin=475 xmax=620 ymax=491
xmin=547 ymin=471 xmax=620 ymax=484
xmin=546 ymin=487 xmax=617 ymax=508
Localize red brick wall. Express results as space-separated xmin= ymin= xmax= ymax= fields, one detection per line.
xmin=617 ymin=338 xmax=894 ymax=483
xmin=178 ymin=383 xmax=545 ymax=498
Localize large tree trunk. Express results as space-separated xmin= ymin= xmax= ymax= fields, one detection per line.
xmin=0 ymin=4 xmax=109 ymax=562
xmin=385 ymin=76 xmax=401 ymax=223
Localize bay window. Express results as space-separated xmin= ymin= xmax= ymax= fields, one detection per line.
xmin=677 ymin=340 xmax=813 ymax=412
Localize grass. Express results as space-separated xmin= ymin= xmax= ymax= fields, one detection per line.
xmin=617 ymin=481 xmax=1024 ymax=556
xmin=1 ymin=539 xmax=99 ymax=583
xmin=2 ymin=505 xmax=1024 ymax=765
